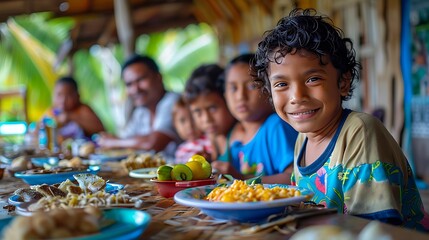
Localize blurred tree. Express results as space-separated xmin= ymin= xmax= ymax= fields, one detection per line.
xmin=0 ymin=13 xmax=218 ymax=134
xmin=0 ymin=13 xmax=73 ymax=121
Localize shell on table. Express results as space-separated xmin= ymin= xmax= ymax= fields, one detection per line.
xmin=73 ymin=173 xmax=106 ymax=193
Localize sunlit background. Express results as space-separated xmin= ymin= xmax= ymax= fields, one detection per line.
xmin=0 ymin=13 xmax=219 ymax=134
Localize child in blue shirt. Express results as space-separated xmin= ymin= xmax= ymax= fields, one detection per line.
xmin=252 ymin=8 xmax=429 ymax=231
xmin=212 ymin=53 xmax=298 ymax=184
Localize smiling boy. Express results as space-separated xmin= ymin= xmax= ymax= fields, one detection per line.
xmin=252 ymin=8 xmax=429 ymax=231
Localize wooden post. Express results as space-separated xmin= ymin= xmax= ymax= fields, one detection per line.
xmin=114 ymin=0 xmax=135 ymax=57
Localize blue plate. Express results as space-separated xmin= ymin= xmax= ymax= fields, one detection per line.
xmin=0 ymin=208 xmax=151 ymax=240
xmin=8 ymin=183 xmax=124 ymax=206
xmin=174 ymin=184 xmax=314 ymax=222
xmin=30 ymin=157 xmax=59 ymax=167
xmin=14 ymin=167 xmax=100 ymax=185
xmin=89 ymin=153 xmax=129 ymax=162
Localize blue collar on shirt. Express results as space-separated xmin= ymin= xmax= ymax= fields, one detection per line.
xmin=297 ymin=109 xmax=352 ymax=175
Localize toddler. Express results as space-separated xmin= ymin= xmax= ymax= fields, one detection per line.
xmin=173 ymin=97 xmax=211 ymax=164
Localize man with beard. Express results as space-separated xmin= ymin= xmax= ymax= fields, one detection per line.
xmin=97 ymin=54 xmax=180 ymax=159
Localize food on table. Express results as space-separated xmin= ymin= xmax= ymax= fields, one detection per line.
xmin=11 ymin=174 xmax=135 ymax=211
xmin=28 ymin=188 xmax=133 ymax=212
xmin=97 ymin=148 xmax=134 ymax=157
xmin=155 ymin=154 xmax=212 ymax=181
xmin=206 ymin=180 xmax=301 ymax=202
xmin=13 ymin=188 xmax=44 ymax=202
xmin=2 ymin=206 xmax=102 ymax=240
xmin=10 ymin=156 xmax=30 ymax=172
xmin=186 ymin=154 xmax=212 ymax=180
xmin=157 ymin=165 xmax=173 ymax=181
xmin=78 ymin=141 xmax=95 ymax=157
xmin=14 ymin=179 xmax=83 ymax=203
xmin=73 ymin=173 xmax=106 ymax=193
xmin=19 ymin=166 xmax=87 ymax=175
xmin=33 ymin=184 xmax=67 ymax=198
xmin=58 ymin=179 xmax=83 ymax=194
xmin=58 ymin=156 xmax=84 ymax=168
xmin=171 ymin=164 xmax=193 ymax=181
xmin=121 ymin=152 xmax=166 ymax=171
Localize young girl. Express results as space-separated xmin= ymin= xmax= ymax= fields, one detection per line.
xmin=212 ymin=53 xmax=298 ymax=184
xmin=183 ymin=64 xmax=236 ymax=162
xmin=252 ymin=9 xmax=429 ymax=231
xmin=173 ymin=97 xmax=212 ymax=164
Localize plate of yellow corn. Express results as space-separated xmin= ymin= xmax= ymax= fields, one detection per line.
xmin=174 ymin=180 xmax=314 ymax=222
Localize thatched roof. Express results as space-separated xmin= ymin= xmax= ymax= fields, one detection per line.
xmin=0 ymin=0 xmax=203 ymax=52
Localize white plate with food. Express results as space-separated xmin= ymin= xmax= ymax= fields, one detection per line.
xmin=128 ymin=168 xmax=159 ymax=179
xmin=174 ymin=182 xmax=314 ymax=222
xmin=8 ymin=183 xmax=124 ymax=206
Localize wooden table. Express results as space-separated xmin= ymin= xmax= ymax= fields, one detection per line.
xmin=1 ymin=163 xmax=427 ymax=240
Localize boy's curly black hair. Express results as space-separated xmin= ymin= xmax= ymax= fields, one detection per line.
xmin=252 ymin=8 xmax=361 ymax=101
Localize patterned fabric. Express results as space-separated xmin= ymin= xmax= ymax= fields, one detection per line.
xmin=221 ymin=113 xmax=298 ymax=176
xmin=291 ymin=109 xmax=429 ymax=232
xmin=174 ymin=136 xmax=212 ymax=164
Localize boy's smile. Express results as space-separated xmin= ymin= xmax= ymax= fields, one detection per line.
xmin=268 ymin=49 xmax=350 ymax=136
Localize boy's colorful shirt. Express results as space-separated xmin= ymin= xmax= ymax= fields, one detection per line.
xmin=224 ymin=113 xmax=298 ymax=176
xmin=292 ymin=110 xmax=429 ymax=232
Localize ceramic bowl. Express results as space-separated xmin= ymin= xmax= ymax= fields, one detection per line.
xmin=174 ymin=184 xmax=314 ymax=222
xmin=30 ymin=157 xmax=59 ymax=167
xmin=150 ymin=178 xmax=217 ymax=198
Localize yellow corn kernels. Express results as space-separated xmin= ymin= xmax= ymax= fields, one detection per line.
xmin=206 ymin=180 xmax=301 ymax=202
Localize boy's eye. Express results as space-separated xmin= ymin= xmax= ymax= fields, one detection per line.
xmin=273 ymin=82 xmax=287 ymax=88
xmin=307 ymin=77 xmax=320 ymax=83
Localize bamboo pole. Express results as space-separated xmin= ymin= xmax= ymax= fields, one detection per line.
xmin=114 ymin=0 xmax=134 ymax=58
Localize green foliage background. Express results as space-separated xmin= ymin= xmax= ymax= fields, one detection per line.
xmin=0 ymin=13 xmax=219 ymax=134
